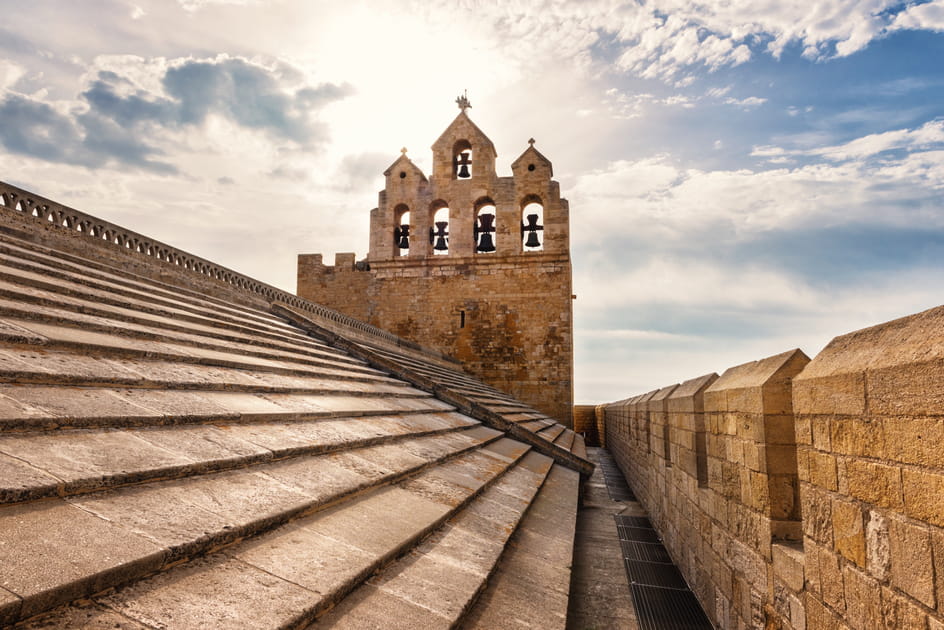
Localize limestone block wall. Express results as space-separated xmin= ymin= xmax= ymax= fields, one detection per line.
xmin=573 ymin=404 xmax=599 ymax=445
xmin=603 ymin=304 xmax=944 ymax=629
xmin=793 ymin=305 xmax=944 ymax=630
xmin=593 ymin=404 xmax=607 ymax=448
xmin=604 ymin=350 xmax=810 ymax=629
xmin=298 ymin=252 xmax=574 ymax=425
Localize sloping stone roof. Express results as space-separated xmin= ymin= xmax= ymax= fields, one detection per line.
xmin=0 ymin=181 xmax=587 ymax=629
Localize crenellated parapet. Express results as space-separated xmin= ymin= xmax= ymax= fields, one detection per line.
xmin=599 ymin=303 xmax=944 ymax=630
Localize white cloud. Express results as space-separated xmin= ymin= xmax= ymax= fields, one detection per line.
xmin=724 ymin=96 xmax=767 ymax=108
xmin=753 ymin=120 xmax=944 ymax=163
xmin=0 ymin=61 xmax=25 ymax=92
xmin=810 ymin=119 xmax=944 ymax=161
xmin=177 ymin=0 xmax=261 ymax=11
xmin=573 ymin=122 xmax=944 ymax=250
xmin=892 ymin=0 xmax=944 ymax=31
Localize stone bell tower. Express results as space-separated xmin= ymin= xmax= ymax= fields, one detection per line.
xmin=298 ymin=95 xmax=574 ymax=425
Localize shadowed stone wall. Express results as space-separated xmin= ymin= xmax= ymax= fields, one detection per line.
xmin=602 ymin=305 xmax=944 ymax=629
xmin=572 ymin=405 xmax=599 ymax=445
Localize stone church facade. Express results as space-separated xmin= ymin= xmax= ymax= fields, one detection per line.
xmin=298 ymin=102 xmax=574 ymax=425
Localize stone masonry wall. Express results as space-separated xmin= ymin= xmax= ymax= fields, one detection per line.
xmin=605 ymin=352 xmax=809 ymax=630
xmin=298 ymin=251 xmax=573 ymax=425
xmin=603 ymin=304 xmax=944 ymax=629
xmin=573 ymin=405 xmax=599 ymax=446
xmin=793 ymin=305 xmax=944 ymax=630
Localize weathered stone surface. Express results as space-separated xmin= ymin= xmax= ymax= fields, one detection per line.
xmin=99 ymin=555 xmax=317 ymax=630
xmin=772 ymin=542 xmax=805 ymax=593
xmin=0 ymin=500 xmax=165 ymax=619
xmin=302 ymin=486 xmax=450 ymax=557
xmin=889 ymin=517 xmax=936 ymax=608
xmin=13 ymin=602 xmax=148 ymax=629
xmin=0 ymin=587 xmax=21 ymax=627
xmin=0 ymin=429 xmax=196 ymax=490
xmin=832 ymin=498 xmax=865 ymax=567
xmin=0 ymin=453 xmax=62 ymax=503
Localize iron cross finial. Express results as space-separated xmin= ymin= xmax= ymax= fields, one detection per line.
xmin=456 ymin=90 xmax=471 ymax=112
xmin=400 ymin=147 xmax=408 ymax=155
xmin=528 ymin=138 xmax=535 ymax=146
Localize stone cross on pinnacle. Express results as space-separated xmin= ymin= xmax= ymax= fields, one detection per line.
xmin=456 ymin=90 xmax=471 ymax=112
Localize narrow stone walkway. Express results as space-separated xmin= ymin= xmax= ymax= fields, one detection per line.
xmin=567 ymin=447 xmax=714 ymax=630
xmin=567 ymin=447 xmax=645 ymax=630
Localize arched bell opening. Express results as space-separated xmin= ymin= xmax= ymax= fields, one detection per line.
xmin=474 ymin=200 xmax=497 ymax=254
xmin=453 ymin=139 xmax=472 ymax=180
xmin=393 ymin=204 xmax=410 ymax=256
xmin=429 ymin=202 xmax=450 ymax=255
xmin=521 ymin=197 xmax=544 ymax=252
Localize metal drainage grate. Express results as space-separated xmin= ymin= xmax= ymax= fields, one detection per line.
xmin=620 ymin=539 xmax=673 ymax=563
xmin=612 ymin=514 xmax=714 ymax=629
xmin=599 ymin=462 xmax=637 ymax=502
xmin=617 ymin=515 xmax=652 ymax=529
xmin=631 ymin=584 xmax=714 ymax=630
xmin=624 ymin=560 xmax=689 ymax=590
xmin=607 ymin=486 xmax=637 ymax=502
xmin=615 ymin=524 xmax=662 ymax=544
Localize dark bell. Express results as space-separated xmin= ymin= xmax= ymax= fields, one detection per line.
xmin=524 ymin=231 xmax=541 ymax=248
xmin=432 ymin=221 xmax=449 ymax=251
xmin=477 ymin=234 xmax=496 ymax=253
xmin=394 ymin=224 xmax=410 ymax=250
xmin=457 ymin=163 xmax=471 ymax=178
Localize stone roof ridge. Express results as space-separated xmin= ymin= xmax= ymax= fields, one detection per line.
xmin=0 ymin=180 xmax=451 ymax=362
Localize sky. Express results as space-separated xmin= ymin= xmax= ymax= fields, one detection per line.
xmin=1 ymin=0 xmax=943 ymax=404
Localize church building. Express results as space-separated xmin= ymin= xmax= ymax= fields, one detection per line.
xmin=298 ymin=95 xmax=575 ymax=424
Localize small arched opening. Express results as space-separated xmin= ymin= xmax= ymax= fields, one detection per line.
xmin=429 ymin=201 xmax=450 ymax=255
xmin=521 ymin=196 xmax=544 ymax=252
xmin=453 ymin=139 xmax=472 ymax=180
xmin=393 ymin=204 xmax=410 ymax=256
xmin=474 ymin=198 xmax=497 ymax=254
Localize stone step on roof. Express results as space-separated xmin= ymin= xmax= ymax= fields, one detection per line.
xmin=537 ymin=423 xmax=566 ymax=443
xmin=1 ymin=422 xmax=507 ymax=623
xmin=0 ymin=254 xmax=375 ymax=374
xmin=460 ymin=463 xmax=580 ymax=629
xmin=1 ymin=317 xmax=387 ymax=382
xmin=0 ymin=411 xmax=481 ymax=504
xmin=0 ymin=382 xmax=449 ymax=432
xmin=310 ymin=451 xmax=554 ymax=629
xmin=0 ymin=185 xmax=582 ymax=629
xmin=553 ymin=425 xmax=577 ymax=453
xmin=0 ymin=236 xmax=313 ymax=345
xmin=273 ymin=303 xmax=589 ymax=474
xmin=11 ymin=441 xmax=559 ymax=629
xmin=0 ymin=349 xmax=409 ymax=392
